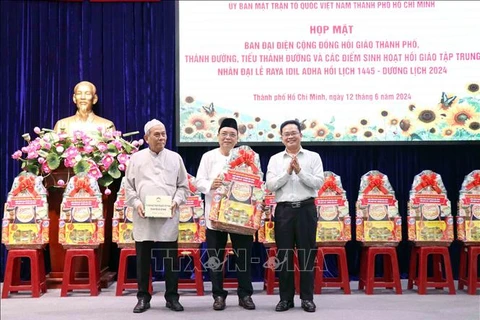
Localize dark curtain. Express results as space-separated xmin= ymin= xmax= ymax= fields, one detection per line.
xmin=1 ymin=0 xmax=479 ymax=282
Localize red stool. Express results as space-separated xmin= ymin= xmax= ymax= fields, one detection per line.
xmin=407 ymin=246 xmax=455 ymax=294
xmin=358 ymin=246 xmax=402 ymax=294
xmin=61 ymin=248 xmax=101 ymax=296
xmin=116 ymin=247 xmax=153 ymax=296
xmin=2 ymin=248 xmax=47 ymax=298
xmin=178 ymin=248 xmax=204 ymax=295
xmin=315 ymin=246 xmax=351 ymax=294
xmin=263 ymin=246 xmax=300 ymax=295
xmin=458 ymin=245 xmax=480 ymax=294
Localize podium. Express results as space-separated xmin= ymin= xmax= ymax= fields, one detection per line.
xmin=44 ymin=166 xmax=118 ymax=288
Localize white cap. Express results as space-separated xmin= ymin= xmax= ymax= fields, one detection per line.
xmin=144 ymin=119 xmax=163 ymax=134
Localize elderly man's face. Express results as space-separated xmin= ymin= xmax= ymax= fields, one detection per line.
xmin=73 ymin=82 xmax=98 ymax=113
xmin=145 ymin=124 xmax=167 ymax=153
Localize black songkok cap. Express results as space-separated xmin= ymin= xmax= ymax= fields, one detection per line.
xmin=218 ymin=117 xmax=238 ymax=132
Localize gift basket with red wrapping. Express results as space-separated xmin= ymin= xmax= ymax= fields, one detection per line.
xmin=209 ymin=146 xmax=265 ymax=235
xmin=356 ymin=170 xmax=401 ymax=245
xmin=178 ymin=174 xmax=206 ymax=248
xmin=112 ymin=177 xmax=134 ymax=248
xmin=457 ymin=170 xmax=480 ymax=243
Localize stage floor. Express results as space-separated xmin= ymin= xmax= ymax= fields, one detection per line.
xmin=1 ymin=281 xmax=479 ymax=320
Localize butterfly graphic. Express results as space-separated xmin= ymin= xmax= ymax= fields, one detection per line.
xmin=439 ymin=92 xmax=456 ymax=109
xmin=295 ymin=118 xmax=307 ymax=130
xmin=202 ymin=102 xmax=215 ymax=117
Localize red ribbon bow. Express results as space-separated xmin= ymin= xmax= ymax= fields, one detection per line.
xmin=12 ymin=176 xmax=39 ymax=197
xmin=414 ymin=173 xmax=442 ymax=193
xmin=466 ymin=172 xmax=480 ymax=190
xmin=318 ymin=176 xmax=342 ymax=195
xmin=229 ymin=149 xmax=259 ymax=174
xmin=70 ymin=176 xmax=95 ymax=196
xmin=364 ymin=174 xmax=388 ymax=194
xmin=188 ymin=180 xmax=197 ymax=193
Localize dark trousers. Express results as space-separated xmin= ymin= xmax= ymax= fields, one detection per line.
xmin=206 ymin=228 xmax=254 ymax=299
xmin=274 ymin=201 xmax=317 ymax=301
xmin=135 ymin=240 xmax=179 ymax=302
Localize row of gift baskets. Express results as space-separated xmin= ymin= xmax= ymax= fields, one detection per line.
xmin=3 ymin=145 xmax=480 ymax=250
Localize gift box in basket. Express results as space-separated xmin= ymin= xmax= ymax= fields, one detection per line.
xmin=457 ymin=170 xmax=480 ymax=242
xmin=316 ymin=171 xmax=351 ymax=244
xmin=407 ymin=170 xmax=453 ymax=244
xmin=258 ymin=191 xmax=276 ymax=246
xmin=356 ymin=170 xmax=401 ymax=244
xmin=178 ymin=174 xmax=206 ymax=247
xmin=209 ymin=146 xmax=265 ymax=235
xmin=112 ymin=177 xmax=134 ymax=247
xmin=58 ymin=173 xmax=104 ymax=247
xmin=2 ymin=172 xmax=50 ymax=248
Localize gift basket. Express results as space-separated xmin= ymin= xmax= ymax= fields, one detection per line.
xmin=58 ymin=173 xmax=104 ymax=248
xmin=178 ymin=174 xmax=206 ymax=248
xmin=209 ymin=146 xmax=265 ymax=235
xmin=112 ymin=177 xmax=134 ymax=248
xmin=316 ymin=171 xmax=351 ymax=245
xmin=2 ymin=172 xmax=50 ymax=248
xmin=407 ymin=170 xmax=453 ymax=244
xmin=356 ymin=170 xmax=401 ymax=245
xmin=457 ymin=170 xmax=480 ymax=243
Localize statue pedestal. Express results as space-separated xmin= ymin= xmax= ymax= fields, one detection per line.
xmin=44 ymin=167 xmax=118 ymax=288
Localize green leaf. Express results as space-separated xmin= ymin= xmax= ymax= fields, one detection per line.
xmin=98 ymin=175 xmax=114 ymax=187
xmin=73 ymin=159 xmax=91 ymax=175
xmin=107 ymin=143 xmax=119 ymax=155
xmin=46 ymin=153 xmax=61 ymax=170
xmin=25 ymin=164 xmax=40 ymax=175
xmin=108 ymin=161 xmax=121 ymax=179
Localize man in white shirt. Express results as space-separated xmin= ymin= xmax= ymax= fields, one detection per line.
xmin=195 ymin=118 xmax=256 ymax=311
xmin=266 ymin=119 xmax=324 ymax=313
xmin=126 ymin=119 xmax=189 ymax=313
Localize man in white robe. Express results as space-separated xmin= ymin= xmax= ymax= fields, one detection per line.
xmin=126 ymin=119 xmax=189 ymax=313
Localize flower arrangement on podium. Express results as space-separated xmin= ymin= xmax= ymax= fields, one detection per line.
xmin=11 ymin=127 xmax=142 ymax=193
xmin=209 ymin=146 xmax=265 ymax=235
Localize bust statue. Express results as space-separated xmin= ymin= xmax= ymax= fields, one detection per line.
xmin=53 ymin=81 xmax=116 ymax=135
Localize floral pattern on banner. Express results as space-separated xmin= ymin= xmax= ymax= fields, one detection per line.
xmin=179 ymin=83 xmax=480 ymax=142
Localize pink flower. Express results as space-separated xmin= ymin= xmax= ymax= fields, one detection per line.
xmin=38 ymin=157 xmax=46 ymax=164
xmin=83 ymin=145 xmax=94 ymax=154
xmin=34 ymin=127 xmax=41 ymax=134
xmin=138 ymin=139 xmax=144 ymax=146
xmin=113 ymin=131 xmax=122 ymax=137
xmin=41 ymin=162 xmax=51 ymax=174
xmin=65 ymin=146 xmax=80 ymax=158
xmin=58 ymin=133 xmax=68 ymax=141
xmin=57 ymin=179 xmax=65 ymax=186
xmin=11 ymin=150 xmax=23 ymax=159
xmin=88 ymin=165 xmax=103 ymax=180
xmin=97 ymin=142 xmax=108 ymax=152
xmin=44 ymin=142 xmax=52 ymax=150
xmin=117 ymin=153 xmax=129 ymax=164
xmin=101 ymin=155 xmax=114 ymax=169
xmin=21 ymin=147 xmax=28 ymax=153
xmin=27 ymin=151 xmax=38 ymax=159
xmin=56 ymin=146 xmax=64 ymax=153
xmin=118 ymin=164 xmax=126 ymax=171
xmin=132 ymin=140 xmax=139 ymax=147
xmin=64 ymin=157 xmax=76 ymax=168
xmin=113 ymin=140 xmax=122 ymax=150
xmin=104 ymin=188 xmax=112 ymax=195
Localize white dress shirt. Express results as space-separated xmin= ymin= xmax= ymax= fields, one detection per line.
xmin=266 ymin=148 xmax=324 ymax=202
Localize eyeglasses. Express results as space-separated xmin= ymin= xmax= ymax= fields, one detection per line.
xmin=219 ymin=132 xmax=237 ymax=138
xmin=282 ymin=131 xmax=300 ymax=138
